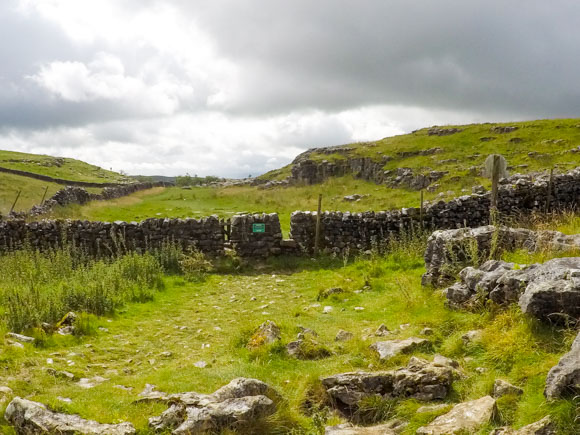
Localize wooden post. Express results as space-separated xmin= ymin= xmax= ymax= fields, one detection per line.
xmin=40 ymin=185 xmax=49 ymax=205
xmin=420 ymin=190 xmax=424 ymax=231
xmin=10 ymin=190 xmax=21 ymax=214
xmin=314 ymin=194 xmax=322 ymax=255
xmin=545 ymin=168 xmax=554 ymax=214
xmin=490 ymin=155 xmax=500 ymax=224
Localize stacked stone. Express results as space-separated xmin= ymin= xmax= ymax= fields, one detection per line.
xmin=230 ymin=213 xmax=283 ymax=257
xmin=290 ymin=167 xmax=580 ymax=253
xmin=0 ymin=217 xmax=224 ymax=256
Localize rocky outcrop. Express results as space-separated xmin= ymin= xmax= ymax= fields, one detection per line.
xmin=442 ymin=257 xmax=580 ymax=324
xmin=422 ymin=225 xmax=580 ymax=287
xmin=491 ymin=126 xmax=519 ymax=134
xmin=321 ymin=357 xmax=455 ymax=413
xmin=544 ymin=331 xmax=580 ymax=399
xmin=5 ymin=397 xmax=135 ymax=434
xmin=416 ymin=396 xmax=497 ymax=434
xmin=147 ymin=378 xmax=277 ymax=434
xmin=370 ymin=337 xmax=431 ymax=361
xmin=383 ymin=168 xmax=447 ymax=191
xmin=428 ymin=128 xmax=463 ymax=136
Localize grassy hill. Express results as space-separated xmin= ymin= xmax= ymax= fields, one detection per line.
xmin=0 ymin=150 xmax=130 ymax=184
xmin=0 ymin=150 xmax=130 ymax=214
xmin=260 ymin=118 xmax=580 ymax=185
xmin=48 ymin=118 xmax=580 ymax=232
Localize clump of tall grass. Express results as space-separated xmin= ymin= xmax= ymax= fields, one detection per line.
xmin=0 ymin=245 xmax=164 ymax=333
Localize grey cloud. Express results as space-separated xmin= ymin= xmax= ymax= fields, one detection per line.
xmin=187 ymin=0 xmax=580 ymax=118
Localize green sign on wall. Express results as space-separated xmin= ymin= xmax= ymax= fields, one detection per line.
xmin=252 ymin=223 xmax=266 ymax=233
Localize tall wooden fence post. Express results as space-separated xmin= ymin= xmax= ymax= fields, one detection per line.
xmin=40 ymin=185 xmax=49 ymax=205
xmin=314 ymin=194 xmax=322 ymax=255
xmin=545 ymin=168 xmax=554 ymax=214
xmin=10 ymin=190 xmax=21 ymax=214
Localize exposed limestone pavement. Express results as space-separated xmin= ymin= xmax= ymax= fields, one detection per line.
xmin=4 ymin=397 xmax=136 ymax=435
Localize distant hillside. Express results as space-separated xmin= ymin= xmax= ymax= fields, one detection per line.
xmin=0 ymin=150 xmax=130 ymax=185
xmin=0 ymin=150 xmax=129 ymax=214
xmin=258 ymin=118 xmax=580 ymax=195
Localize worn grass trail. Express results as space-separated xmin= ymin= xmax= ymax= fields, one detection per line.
xmin=1 ymin=248 xmax=578 ymax=434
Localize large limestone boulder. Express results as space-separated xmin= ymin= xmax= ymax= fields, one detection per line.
xmin=322 ymin=357 xmax=454 ymax=411
xmin=370 ymin=337 xmax=430 ymax=361
xmin=544 ymin=331 xmax=580 ymax=399
xmin=422 ymin=226 xmax=580 ymax=287
xmin=491 ymin=416 xmax=556 ymax=434
xmin=443 ymin=257 xmax=580 ymax=324
xmin=148 ymin=378 xmax=277 ymax=434
xmin=416 ymin=396 xmax=496 ymax=434
xmin=5 ymin=397 xmax=135 ymax=434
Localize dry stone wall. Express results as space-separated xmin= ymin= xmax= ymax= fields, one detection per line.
xmin=1 ymin=167 xmax=579 ymax=258
xmin=229 ymin=213 xmax=283 ymax=257
xmin=0 ymin=217 xmax=224 ymax=256
xmin=290 ymin=168 xmax=580 ymax=253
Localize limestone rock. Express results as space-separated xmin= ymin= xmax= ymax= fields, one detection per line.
xmin=544 ymin=331 xmax=580 ymax=399
xmin=247 ymin=320 xmax=281 ymax=349
xmin=442 ymin=255 xmax=580 ymax=324
xmin=519 ymin=279 xmax=580 ymax=323
xmin=491 ymin=416 xmax=556 ymax=434
xmin=172 ymin=396 xmax=275 ymax=434
xmin=324 ymin=419 xmax=406 ymax=434
xmin=375 ymin=324 xmax=391 ymax=336
xmin=370 ymin=337 xmax=430 ymax=361
xmin=335 ymin=330 xmax=354 ymax=342
xmin=5 ymin=397 xmax=135 ymax=434
xmin=493 ymin=379 xmax=523 ymax=398
xmin=422 ymin=226 xmax=580 ymax=288
xmin=5 ymin=333 xmax=35 ymax=344
xmin=149 ymin=378 xmax=276 ymax=434
xmin=0 ymin=386 xmax=13 ymax=405
xmin=322 ymin=357 xmax=453 ymax=411
xmin=416 ymin=396 xmax=497 ymax=434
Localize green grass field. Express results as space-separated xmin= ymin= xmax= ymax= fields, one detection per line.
xmin=0 ymin=220 xmax=578 ymax=433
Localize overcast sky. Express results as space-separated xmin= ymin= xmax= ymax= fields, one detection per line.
xmin=1 ymin=0 xmax=580 ymax=177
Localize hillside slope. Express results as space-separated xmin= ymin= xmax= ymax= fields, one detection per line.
xmin=259 ymin=118 xmax=580 ymax=195
xmin=0 ymin=150 xmax=129 ymax=184
xmin=0 ymin=150 xmax=129 ymax=214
